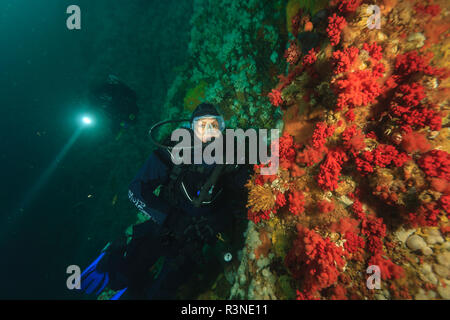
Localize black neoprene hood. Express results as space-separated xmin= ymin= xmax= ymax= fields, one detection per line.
xmin=190 ymin=103 xmax=221 ymax=123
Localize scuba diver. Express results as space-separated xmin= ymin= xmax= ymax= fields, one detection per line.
xmin=80 ymin=103 xmax=251 ymax=299
xmin=88 ymin=74 xmax=139 ymax=133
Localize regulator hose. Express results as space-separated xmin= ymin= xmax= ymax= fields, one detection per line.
xmin=148 ymin=119 xmax=190 ymax=149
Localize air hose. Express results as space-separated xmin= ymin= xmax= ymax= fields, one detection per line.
xmin=148 ymin=119 xmax=190 ymax=149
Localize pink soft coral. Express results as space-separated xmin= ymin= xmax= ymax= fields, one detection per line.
xmin=284 ymin=41 xmax=301 ymax=65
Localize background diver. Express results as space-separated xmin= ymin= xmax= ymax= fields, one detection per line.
xmin=80 ymin=103 xmax=251 ymax=299
xmin=88 ymin=74 xmax=139 ymax=134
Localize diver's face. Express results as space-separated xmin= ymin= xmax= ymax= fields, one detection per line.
xmin=194 ymin=117 xmax=221 ymax=142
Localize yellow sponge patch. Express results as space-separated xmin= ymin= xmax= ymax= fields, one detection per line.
xmin=286 ymin=0 xmax=302 ymax=34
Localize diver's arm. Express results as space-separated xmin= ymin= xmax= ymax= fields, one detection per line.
xmin=225 ymin=164 xmax=251 ymax=207
xmin=128 ymin=151 xmax=172 ymax=225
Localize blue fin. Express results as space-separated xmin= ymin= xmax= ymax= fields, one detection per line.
xmin=110 ymin=287 xmax=128 ymax=300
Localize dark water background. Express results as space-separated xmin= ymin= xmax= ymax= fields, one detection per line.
xmin=0 ymin=0 xmax=192 ymax=299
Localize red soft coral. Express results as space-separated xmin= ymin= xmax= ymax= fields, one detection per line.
xmin=415 ymin=4 xmax=441 ymax=16
xmin=401 ymin=131 xmax=432 ymax=153
xmin=350 ymin=198 xmax=387 ymax=255
xmin=288 ymin=190 xmax=305 ymax=216
xmin=392 ymin=152 xmax=411 ymax=167
xmin=331 ymin=285 xmax=348 ymax=300
xmin=317 ymin=149 xmax=348 ymax=191
xmin=334 ymin=70 xmax=382 ymax=110
xmin=391 ymin=103 xmax=442 ymax=131
xmin=285 ymin=225 xmax=346 ymax=297
xmin=351 ymin=198 xmax=365 ymax=220
xmin=275 ymin=192 xmax=287 ymax=208
xmin=268 ymin=88 xmax=283 ymax=107
xmin=344 ymin=109 xmax=355 ymax=122
xmin=296 ymin=145 xmax=328 ymax=166
xmin=254 ymin=175 xmax=276 ymax=185
xmin=355 ymin=144 xmax=408 ymax=174
xmin=276 ymin=65 xmax=304 ymax=91
xmin=317 ymin=199 xmax=335 ymax=213
xmin=247 ymin=209 xmax=272 ymax=224
xmin=371 ymin=62 xmax=385 ymax=78
xmin=278 ymin=133 xmax=297 ymax=163
xmin=302 ymin=48 xmax=318 ymax=67
xmin=335 ymin=0 xmax=362 ymax=14
xmin=290 ymin=164 xmax=306 ymax=177
xmin=418 ymin=149 xmax=450 ymax=181
xmin=311 ymin=122 xmax=336 ymax=149
xmin=331 ymin=216 xmax=360 ymax=234
xmin=326 ymin=14 xmax=347 ymax=46
xmin=361 ymin=214 xmax=386 ymax=254
xmin=430 ymin=178 xmax=450 ymax=194
xmin=396 ymin=83 xmax=426 ymax=107
xmin=395 ymin=51 xmax=438 ymax=79
xmin=389 ymin=83 xmax=437 ymax=132
xmin=332 ymin=47 xmax=359 ymax=74
xmin=368 ymin=253 xmax=405 ymax=280
xmin=363 ymin=42 xmax=383 ymax=61
xmin=344 ymin=231 xmax=366 ymax=254
xmin=408 ymin=202 xmax=441 ymax=227
xmin=355 ymin=151 xmax=375 ymax=175
xmin=440 ymin=195 xmax=450 ymax=214
xmin=341 ymin=125 xmax=366 ymax=153
xmin=373 ymin=144 xmax=399 ymax=167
